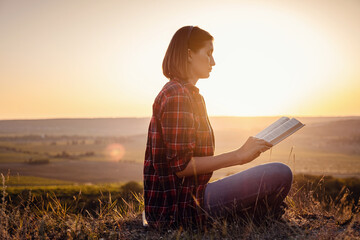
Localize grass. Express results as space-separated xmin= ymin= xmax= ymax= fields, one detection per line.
xmin=0 ymin=174 xmax=359 ymax=239
xmin=7 ymin=182 xmax=141 ymax=197
xmin=3 ymin=175 xmax=73 ymax=186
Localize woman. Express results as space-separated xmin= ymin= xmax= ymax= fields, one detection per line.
xmin=143 ymin=26 xmax=292 ymax=229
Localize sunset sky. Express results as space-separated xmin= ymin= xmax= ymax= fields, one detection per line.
xmin=1 ymin=0 xmax=359 ymax=120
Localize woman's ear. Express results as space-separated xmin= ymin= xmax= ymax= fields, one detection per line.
xmin=187 ymin=49 xmax=193 ymax=63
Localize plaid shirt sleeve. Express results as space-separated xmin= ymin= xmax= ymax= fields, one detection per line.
xmin=160 ymin=94 xmax=196 ymax=173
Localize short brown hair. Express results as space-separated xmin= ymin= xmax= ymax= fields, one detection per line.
xmin=162 ymin=26 xmax=214 ymax=80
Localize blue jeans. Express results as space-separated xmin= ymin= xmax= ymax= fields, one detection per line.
xmin=204 ymin=162 xmax=293 ymax=219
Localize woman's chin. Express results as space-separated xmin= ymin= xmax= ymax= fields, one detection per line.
xmin=200 ymin=73 xmax=211 ymax=79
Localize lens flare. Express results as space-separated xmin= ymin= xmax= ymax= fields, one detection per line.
xmin=105 ymin=143 xmax=125 ymax=161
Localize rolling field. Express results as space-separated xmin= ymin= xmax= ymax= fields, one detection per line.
xmin=0 ymin=117 xmax=359 ymax=184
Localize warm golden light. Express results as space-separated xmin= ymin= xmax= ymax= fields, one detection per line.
xmin=0 ymin=0 xmax=359 ymax=119
xmin=198 ymin=4 xmax=355 ymax=117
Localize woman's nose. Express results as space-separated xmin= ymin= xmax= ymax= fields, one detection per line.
xmin=211 ymin=56 xmax=216 ymax=66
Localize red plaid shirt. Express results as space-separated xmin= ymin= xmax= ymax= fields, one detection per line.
xmin=143 ymin=78 xmax=215 ymax=228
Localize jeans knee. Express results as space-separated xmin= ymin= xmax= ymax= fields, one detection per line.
xmin=269 ymin=162 xmax=293 ymax=188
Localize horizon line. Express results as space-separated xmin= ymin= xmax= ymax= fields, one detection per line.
xmin=1 ymin=115 xmax=360 ymax=121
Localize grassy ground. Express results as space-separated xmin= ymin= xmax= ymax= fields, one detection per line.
xmin=4 ymin=176 xmax=73 ymax=186
xmin=0 ymin=174 xmax=359 ymax=239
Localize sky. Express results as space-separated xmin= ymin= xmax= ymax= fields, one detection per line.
xmin=0 ymin=0 xmax=359 ymax=120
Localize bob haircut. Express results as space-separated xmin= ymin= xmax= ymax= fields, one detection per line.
xmin=162 ymin=26 xmax=214 ymax=80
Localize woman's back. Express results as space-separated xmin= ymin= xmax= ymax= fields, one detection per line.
xmin=143 ymin=78 xmax=214 ymax=228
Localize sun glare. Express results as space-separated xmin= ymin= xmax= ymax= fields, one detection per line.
xmin=105 ymin=143 xmax=125 ymax=161
xmin=198 ymin=5 xmax=345 ymax=116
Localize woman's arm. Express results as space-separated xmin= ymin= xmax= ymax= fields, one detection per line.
xmin=176 ymin=136 xmax=272 ymax=178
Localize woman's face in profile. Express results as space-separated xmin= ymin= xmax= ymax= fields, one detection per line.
xmin=188 ymin=40 xmax=215 ymax=79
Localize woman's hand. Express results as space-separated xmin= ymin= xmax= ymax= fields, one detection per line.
xmin=175 ymin=136 xmax=273 ymax=178
xmin=234 ymin=136 xmax=273 ymax=165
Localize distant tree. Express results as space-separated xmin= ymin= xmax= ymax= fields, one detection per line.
xmin=84 ymin=151 xmax=95 ymax=156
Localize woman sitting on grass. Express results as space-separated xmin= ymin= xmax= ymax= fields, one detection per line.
xmin=143 ymin=26 xmax=293 ymax=229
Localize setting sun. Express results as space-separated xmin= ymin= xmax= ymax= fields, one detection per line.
xmin=198 ymin=3 xmax=357 ymax=117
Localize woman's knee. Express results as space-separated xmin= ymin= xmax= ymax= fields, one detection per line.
xmin=266 ymin=162 xmax=293 ymax=188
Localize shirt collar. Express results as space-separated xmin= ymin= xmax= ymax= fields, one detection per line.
xmin=171 ymin=77 xmax=200 ymax=94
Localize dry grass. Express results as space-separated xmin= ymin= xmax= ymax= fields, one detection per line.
xmin=0 ymin=173 xmax=359 ymax=239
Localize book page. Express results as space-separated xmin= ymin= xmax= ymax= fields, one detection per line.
xmin=262 ymin=118 xmax=305 ymax=145
xmin=255 ymin=117 xmax=290 ymax=139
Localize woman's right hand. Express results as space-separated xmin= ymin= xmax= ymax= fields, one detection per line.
xmin=176 ymin=136 xmax=273 ymax=177
xmin=234 ymin=136 xmax=273 ymax=165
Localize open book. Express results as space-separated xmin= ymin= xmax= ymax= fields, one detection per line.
xmin=255 ymin=117 xmax=305 ymax=146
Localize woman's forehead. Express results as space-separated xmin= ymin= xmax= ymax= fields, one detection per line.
xmin=202 ymin=40 xmax=214 ymax=50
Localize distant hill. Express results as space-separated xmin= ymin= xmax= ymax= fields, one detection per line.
xmin=0 ymin=118 xmax=151 ymax=136
xmin=0 ymin=116 xmax=359 ymax=137
xmin=0 ymin=116 xmax=359 ymax=182
xmin=300 ymin=119 xmax=360 ymax=137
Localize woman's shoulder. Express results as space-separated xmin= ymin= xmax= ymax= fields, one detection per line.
xmin=152 ymin=80 xmax=193 ymax=116
xmin=157 ymin=80 xmax=190 ymax=100
xmin=151 ymin=80 xmax=198 ymax=120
